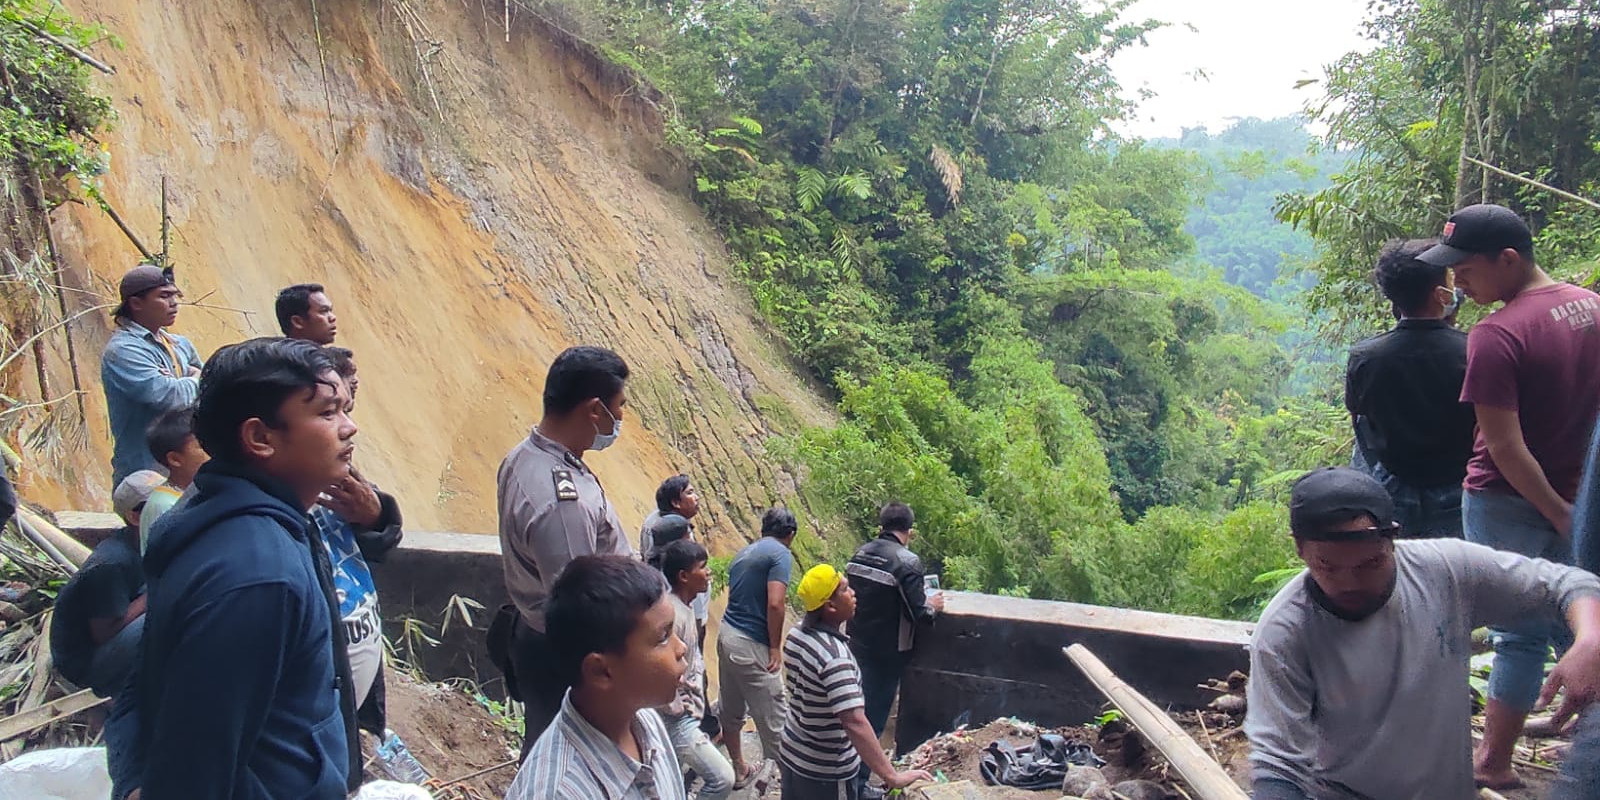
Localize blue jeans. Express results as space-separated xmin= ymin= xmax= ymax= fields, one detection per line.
xmin=1352 ymin=449 xmax=1463 ymax=538
xmin=666 ymin=713 xmax=733 ymax=800
xmin=1464 ymin=489 xmax=1575 ymax=710
xmin=1570 ymin=416 xmax=1600 ymax=572
xmin=1553 ymin=708 xmax=1600 ymax=798
xmin=88 ymin=615 xmax=144 ymax=697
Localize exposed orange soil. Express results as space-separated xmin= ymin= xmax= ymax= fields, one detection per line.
xmin=14 ymin=0 xmax=835 ymax=554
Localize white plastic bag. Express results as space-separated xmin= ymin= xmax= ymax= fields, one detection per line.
xmin=353 ymin=780 xmax=436 ymax=800
xmin=0 ymin=747 xmax=112 ymax=800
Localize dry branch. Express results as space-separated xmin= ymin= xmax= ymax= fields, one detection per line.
xmin=37 ymin=179 xmax=88 ymax=421
xmin=1064 ymin=644 xmax=1248 ymax=800
xmin=1 ymin=389 xmax=87 ymax=419
xmin=0 ymin=303 xmax=116 ymax=376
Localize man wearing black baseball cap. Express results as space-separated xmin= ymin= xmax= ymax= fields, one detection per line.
xmin=1246 ymin=467 xmax=1600 ymax=799
xmin=1420 ymin=203 xmax=1600 ymax=786
xmin=101 ymin=265 xmax=204 ymax=487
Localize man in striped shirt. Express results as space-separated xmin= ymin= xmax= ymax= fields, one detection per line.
xmin=505 ymin=555 xmax=689 ymax=800
xmin=780 ymin=565 xmax=933 ymax=800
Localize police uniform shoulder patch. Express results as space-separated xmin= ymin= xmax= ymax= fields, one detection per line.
xmin=552 ymin=469 xmax=579 ymax=501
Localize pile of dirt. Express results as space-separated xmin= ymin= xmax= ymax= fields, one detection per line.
xmin=380 ymin=673 xmax=519 ymax=797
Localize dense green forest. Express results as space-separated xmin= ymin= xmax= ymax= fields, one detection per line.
xmin=535 ymin=0 xmax=1600 ymax=619
xmin=1161 ymin=118 xmax=1346 ymax=299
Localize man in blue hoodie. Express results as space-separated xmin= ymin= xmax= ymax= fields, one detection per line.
xmin=130 ymin=337 xmax=358 ymax=800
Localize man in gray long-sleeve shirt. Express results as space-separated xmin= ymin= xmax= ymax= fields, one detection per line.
xmin=1246 ymin=467 xmax=1600 ymax=799
xmin=496 ymin=346 xmax=632 ymax=755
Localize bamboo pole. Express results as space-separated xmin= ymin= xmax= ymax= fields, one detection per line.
xmin=1063 ymin=644 xmax=1248 ymax=800
xmin=0 ymin=688 xmax=107 ymax=743
xmin=14 ymin=506 xmax=91 ymax=569
xmin=94 ymin=195 xmax=156 ymax=262
xmin=18 ymin=19 xmax=115 ymax=75
xmin=1464 ymin=156 xmax=1600 ymax=213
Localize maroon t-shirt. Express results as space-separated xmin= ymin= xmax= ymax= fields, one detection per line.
xmin=1461 ymin=283 xmax=1600 ymax=499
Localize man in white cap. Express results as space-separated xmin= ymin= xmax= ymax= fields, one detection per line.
xmin=101 ymin=265 xmax=204 ymax=487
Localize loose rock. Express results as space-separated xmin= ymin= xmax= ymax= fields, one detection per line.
xmin=1111 ymin=779 xmax=1170 ymax=800
xmin=1208 ymin=693 xmax=1247 ymax=714
xmin=1061 ymin=764 xmax=1109 ymax=796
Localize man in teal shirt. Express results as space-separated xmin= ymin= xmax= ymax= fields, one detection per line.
xmin=101 ymin=266 xmax=203 ymax=486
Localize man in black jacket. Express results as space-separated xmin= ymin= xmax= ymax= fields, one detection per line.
xmin=845 ymin=502 xmax=944 ymax=737
xmin=1344 ymin=238 xmax=1475 ymax=537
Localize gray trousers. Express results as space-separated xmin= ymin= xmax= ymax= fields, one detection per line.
xmin=717 ymin=626 xmax=784 ymax=762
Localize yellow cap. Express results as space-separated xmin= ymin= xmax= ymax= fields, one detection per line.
xmin=797 ymin=564 xmax=843 ymax=612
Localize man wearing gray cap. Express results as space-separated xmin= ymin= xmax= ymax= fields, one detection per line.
xmin=101 ymin=265 xmax=204 ymax=487
xmin=1246 ymin=466 xmax=1600 ymax=800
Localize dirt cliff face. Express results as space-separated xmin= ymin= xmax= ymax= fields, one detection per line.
xmin=23 ymin=0 xmax=834 ymax=548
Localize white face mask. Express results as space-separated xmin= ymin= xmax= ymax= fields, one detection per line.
xmin=591 ymin=402 xmax=621 ymax=451
xmin=1443 ymin=286 xmax=1466 ymax=317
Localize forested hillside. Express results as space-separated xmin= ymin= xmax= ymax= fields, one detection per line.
xmin=534 ymin=0 xmax=1600 ymax=619
xmin=507 ymin=0 xmax=1369 ymax=617
xmin=1165 ymin=118 xmax=1347 ymax=299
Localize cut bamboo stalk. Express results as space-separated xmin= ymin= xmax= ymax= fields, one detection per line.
xmin=1064 ymin=644 xmax=1248 ymax=800
xmin=15 ymin=506 xmax=92 ymax=569
xmin=0 ymin=688 xmax=107 ymax=743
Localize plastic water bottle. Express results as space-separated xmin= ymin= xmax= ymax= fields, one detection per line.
xmin=375 ymin=729 xmax=431 ymax=784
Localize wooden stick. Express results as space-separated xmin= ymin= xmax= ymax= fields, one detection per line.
xmin=1464 ymin=156 xmax=1600 ymax=213
xmin=93 ymin=194 xmax=156 ymax=261
xmin=159 ymin=175 xmax=170 ymax=267
xmin=15 ymin=506 xmax=92 ymax=569
xmin=1194 ymin=710 xmax=1220 ymax=763
xmin=19 ymin=19 xmax=115 ymax=75
xmin=0 ymin=688 xmax=106 ymax=743
xmin=1064 ymin=645 xmax=1248 ymax=800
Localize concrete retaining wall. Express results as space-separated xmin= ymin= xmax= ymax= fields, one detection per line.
xmin=368 ymin=531 xmax=510 ymax=692
xmin=59 ymin=518 xmax=1258 ymax=753
xmin=895 ymin=592 xmax=1254 ymax=752
xmin=368 ymin=534 xmax=1256 ymax=754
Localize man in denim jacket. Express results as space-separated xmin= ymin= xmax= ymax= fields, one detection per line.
xmin=101 ymin=266 xmax=204 ymax=486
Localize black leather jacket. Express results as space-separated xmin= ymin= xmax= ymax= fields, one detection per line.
xmin=845 ymin=533 xmax=935 ymax=656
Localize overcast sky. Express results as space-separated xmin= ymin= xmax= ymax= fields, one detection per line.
xmin=1110 ymin=0 xmax=1374 ymax=139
